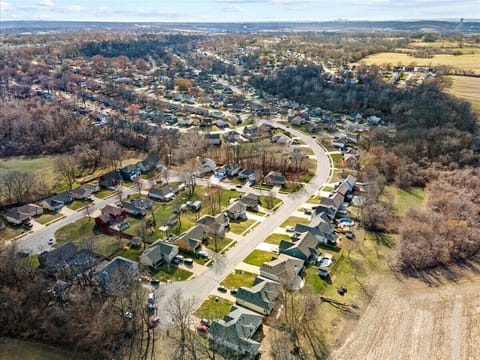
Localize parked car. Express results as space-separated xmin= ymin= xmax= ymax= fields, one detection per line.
xmin=174 ymin=255 xmax=184 ymax=262
xmin=303 ymin=208 xmax=312 ymax=215
xmin=345 ymin=231 xmax=354 ymax=239
xmin=23 ymin=222 xmax=33 ymax=229
xmin=198 ymin=250 xmax=209 ymax=259
xmin=48 ymin=238 xmax=55 ymax=245
xmin=150 ymin=279 xmax=160 ymax=286
xmin=285 ymin=226 xmax=295 ymax=232
xmin=184 ymin=258 xmax=194 ymax=266
xmin=148 ymin=293 xmax=155 ymax=304
xmin=230 ymin=288 xmax=238 ymax=295
xmin=217 ymin=285 xmax=227 ymax=293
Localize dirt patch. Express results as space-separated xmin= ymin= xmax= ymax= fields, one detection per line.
xmin=331 ymin=267 xmax=480 ymax=360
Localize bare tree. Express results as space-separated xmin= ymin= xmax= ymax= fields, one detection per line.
xmin=54 ymin=155 xmax=78 ymax=190
xmin=2 ymin=171 xmax=36 ymax=204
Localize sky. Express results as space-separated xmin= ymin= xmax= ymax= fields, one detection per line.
xmin=0 ymin=0 xmax=478 ymax=22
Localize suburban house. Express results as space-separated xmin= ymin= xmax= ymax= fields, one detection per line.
xmin=99 ymin=170 xmax=122 ymax=188
xmin=225 ymin=201 xmax=247 ymax=220
xmin=224 ymin=131 xmax=243 ymax=144
xmin=264 ymin=171 xmax=286 ymax=186
xmin=235 ymin=277 xmax=282 ymax=315
xmin=205 ymin=133 xmax=222 ymax=145
xmin=196 ymin=158 xmax=216 ymax=176
xmin=95 ymin=256 xmax=139 ymax=292
xmin=243 ymin=125 xmax=259 ymax=140
xmin=215 ymin=164 xmax=240 ymax=179
xmin=279 ymin=231 xmax=319 ymax=263
xmin=290 ymin=116 xmax=305 ymax=126
xmin=121 ymin=197 xmax=153 ymax=217
xmin=3 ymin=209 xmax=31 ymax=225
xmin=239 ymin=193 xmax=261 ymax=212
xmin=174 ymin=225 xmax=205 ymax=253
xmin=296 ymin=212 xmax=339 ymax=248
xmin=271 ymin=133 xmax=291 ymax=144
xmin=321 ymin=192 xmax=344 ymax=214
xmin=260 ymin=254 xmax=304 ymax=290
xmin=41 ymin=191 xmax=73 ymax=212
xmin=119 ymin=164 xmax=141 ymax=181
xmin=208 ymin=306 xmax=263 ymax=359
xmin=247 ymin=170 xmax=263 ymax=185
xmin=70 ymin=183 xmax=99 ymax=200
xmin=3 ymin=203 xmax=43 ymax=226
xmin=238 ymin=169 xmax=255 ymax=180
xmin=148 ymin=185 xmax=175 ymax=202
xmin=137 ymin=155 xmax=161 ymax=173
xmin=95 ymin=205 xmax=126 ymax=228
xmin=196 ymin=213 xmax=229 ymax=237
xmin=140 ymin=240 xmax=179 ymax=268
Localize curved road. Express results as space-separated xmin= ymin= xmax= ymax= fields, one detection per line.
xmin=153 ymin=119 xmax=332 ymax=327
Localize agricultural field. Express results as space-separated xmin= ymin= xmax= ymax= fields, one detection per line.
xmin=445 ymin=76 xmax=480 ymax=115
xmin=357 ymin=52 xmax=480 ymax=74
xmin=332 ymin=269 xmax=480 ymax=360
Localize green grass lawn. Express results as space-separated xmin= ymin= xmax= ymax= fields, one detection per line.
xmin=178 ymin=249 xmax=209 ymax=265
xmin=281 ymin=216 xmax=309 ymax=228
xmin=279 ymin=182 xmax=304 ymax=194
xmin=228 ymin=219 xmax=256 ymax=234
xmin=55 ymin=217 xmax=123 ymax=256
xmin=117 ymin=244 xmax=144 ymax=262
xmin=140 ymin=171 xmax=158 ymax=180
xmin=34 ymin=211 xmax=64 ymax=225
xmin=148 ymin=264 xmax=192 ymax=282
xmin=68 ymin=199 xmax=92 ymax=211
xmin=220 ymin=269 xmax=257 ymax=289
xmin=260 ymin=196 xmax=282 ymax=210
xmin=264 ymin=233 xmax=290 ymax=245
xmin=299 ymin=172 xmax=315 ymax=183
xmin=194 ymin=296 xmax=233 ymax=320
xmin=385 ymin=186 xmax=426 ymax=216
xmin=307 ymin=196 xmax=322 ymax=204
xmin=0 ymin=223 xmax=27 ymax=242
xmin=94 ymin=189 xmax=118 ymax=199
xmin=204 ymin=237 xmax=234 ymax=253
xmin=243 ymin=249 xmax=276 ymax=267
xmin=330 ymin=153 xmax=344 ymax=169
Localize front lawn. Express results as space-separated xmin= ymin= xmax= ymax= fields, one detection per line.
xmin=220 ymin=270 xmax=257 ymax=289
xmin=149 ymin=264 xmax=192 ymax=282
xmin=0 ymin=223 xmax=27 ymax=242
xmin=260 ymin=196 xmax=282 ymax=210
xmin=279 ymin=182 xmax=303 ymax=194
xmin=253 ymin=184 xmax=274 ymax=191
xmin=55 ymin=217 xmax=122 ymax=256
xmin=331 ymin=153 xmax=344 ymax=169
xmin=307 ymin=196 xmax=322 ymax=204
xmin=35 ymin=211 xmax=64 ymax=225
xmin=94 ymin=189 xmax=119 ymax=199
xmin=264 ymin=233 xmax=290 ymax=245
xmin=280 ymin=216 xmax=309 ymax=228
xmin=204 ymin=237 xmax=234 ymax=253
xmin=194 ymin=296 xmax=233 ymax=320
xmin=68 ymin=199 xmax=92 ymax=211
xmin=243 ymin=249 xmax=276 ymax=267
xmin=140 ymin=171 xmax=158 ymax=180
xmin=228 ymin=219 xmax=256 ymax=235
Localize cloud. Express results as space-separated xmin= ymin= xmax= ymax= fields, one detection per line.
xmin=0 ymin=0 xmax=12 ymax=11
xmin=271 ymin=0 xmax=313 ymax=4
xmin=221 ymin=5 xmax=244 ymax=12
xmin=37 ymin=0 xmax=54 ymax=8
xmin=215 ymin=0 xmax=267 ymax=3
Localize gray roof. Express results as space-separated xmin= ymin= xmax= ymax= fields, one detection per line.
xmin=236 ymin=277 xmax=281 ymax=314
xmin=208 ymin=306 xmax=263 ymax=356
xmin=279 ymin=231 xmax=318 ymax=261
xmin=95 ymin=256 xmax=138 ymax=290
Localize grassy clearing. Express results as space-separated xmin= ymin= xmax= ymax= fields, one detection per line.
xmin=228 ymin=218 xmax=256 ymax=234
xmin=194 ymin=296 xmax=233 ymax=320
xmin=34 ymin=211 xmax=64 ymax=225
xmin=220 ymin=269 xmax=257 ymax=289
xmin=0 ymin=223 xmax=27 ymax=242
xmin=149 ymin=264 xmax=192 ymax=282
xmin=243 ymin=249 xmax=276 ymax=267
xmin=281 ymin=216 xmax=309 ymax=228
xmin=264 ymin=233 xmax=291 ymax=245
xmin=358 ymin=52 xmax=480 ymax=74
xmin=445 ymin=76 xmax=480 ymax=115
xmin=55 ymin=217 xmax=122 ymax=256
xmin=204 ymin=237 xmax=234 ymax=252
xmin=384 ymin=186 xmax=425 ymax=216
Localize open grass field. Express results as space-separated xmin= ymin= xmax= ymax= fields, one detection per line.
xmin=357 ymin=52 xmax=480 ymax=74
xmin=194 ymin=296 xmax=233 ymax=320
xmin=220 ymin=269 xmax=257 ymax=289
xmin=445 ymin=76 xmax=480 ymax=115
xmin=383 ymin=186 xmax=426 ymax=216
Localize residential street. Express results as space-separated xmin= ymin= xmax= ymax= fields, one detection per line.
xmin=153 ymin=121 xmax=331 ymax=328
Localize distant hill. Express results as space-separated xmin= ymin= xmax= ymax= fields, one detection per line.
xmin=1 ymin=20 xmax=479 ymax=35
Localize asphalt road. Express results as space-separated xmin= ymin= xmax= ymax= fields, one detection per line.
xmin=153 ymin=120 xmax=332 ymax=327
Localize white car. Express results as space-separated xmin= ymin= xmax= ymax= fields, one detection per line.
xmin=198 ymin=250 xmax=209 ymax=259
xmin=285 ymin=226 xmax=295 ymax=232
